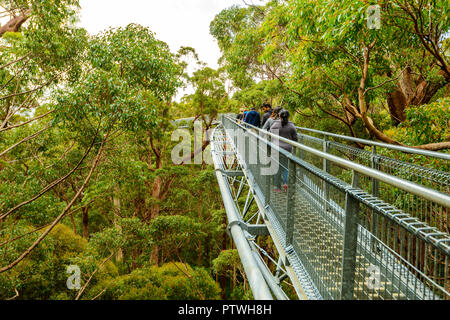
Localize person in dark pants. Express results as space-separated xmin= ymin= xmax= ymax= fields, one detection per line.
xmin=269 ymin=109 xmax=298 ymax=192
xmin=236 ymin=107 xmax=246 ymax=124
xmin=244 ymin=107 xmax=261 ymax=128
xmin=261 ymin=103 xmax=273 ymax=128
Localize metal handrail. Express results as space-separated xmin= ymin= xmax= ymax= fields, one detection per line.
xmin=210 ymin=126 xmax=274 ymax=300
xmin=296 ymin=126 xmax=450 ymax=160
xmin=225 ymin=116 xmax=450 ymax=209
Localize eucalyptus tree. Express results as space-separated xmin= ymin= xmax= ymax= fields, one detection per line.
xmin=212 ymin=0 xmax=449 ymax=150
xmin=0 ymin=22 xmax=182 ymax=273
xmin=210 ymin=4 xmax=278 ymax=89
xmin=0 ymin=0 xmax=85 ymax=134
xmin=266 ymin=0 xmax=450 ymax=150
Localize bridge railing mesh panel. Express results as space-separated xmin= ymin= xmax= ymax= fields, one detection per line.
xmin=300 ymin=133 xmax=449 ymax=235
xmin=292 ymin=164 xmax=345 ymax=299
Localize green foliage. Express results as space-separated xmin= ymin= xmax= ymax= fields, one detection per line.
xmin=212 ymin=0 xmax=450 ymax=148
xmin=210 ymin=4 xmax=267 ymax=88
xmin=86 ymin=263 xmax=220 ymax=300
xmin=212 ymin=249 xmax=251 ymax=300
xmin=53 ymin=24 xmax=182 ymax=133
xmin=89 ymin=24 xmax=181 ymax=101
xmin=149 ymin=215 xmax=205 ymax=256
xmin=390 ymin=98 xmax=450 ymax=146
xmin=212 ymin=249 xmax=242 ymax=277
xmin=0 ymin=224 xmax=115 ymax=299
xmin=0 ymin=0 xmax=233 ymax=302
xmin=232 ymin=80 xmax=283 ymax=108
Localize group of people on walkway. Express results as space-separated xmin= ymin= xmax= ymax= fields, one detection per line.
xmin=236 ymin=103 xmax=298 ymax=193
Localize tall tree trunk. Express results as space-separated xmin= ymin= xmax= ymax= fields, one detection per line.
xmin=386 ymin=67 xmax=449 ymax=125
xmin=359 ymin=42 xmax=403 ymax=146
xmin=70 ymin=213 xmax=77 ymax=235
xmin=82 ymin=206 xmax=89 ymax=239
xmin=149 ymin=147 xmax=163 ymax=265
xmin=387 ymin=88 xmax=407 ymax=125
xmin=113 ymin=188 xmax=123 ymax=262
xmin=149 ymin=175 xmax=162 ymax=265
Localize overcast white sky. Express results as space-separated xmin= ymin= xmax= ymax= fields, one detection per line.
xmin=78 ymin=0 xmax=250 ymax=69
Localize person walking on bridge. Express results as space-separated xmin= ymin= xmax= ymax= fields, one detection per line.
xmin=269 ymin=109 xmax=298 ymax=192
xmin=261 ymin=103 xmax=273 ymax=128
xmin=236 ymin=107 xmax=246 ymax=124
xmin=242 ymin=108 xmax=249 ymax=122
xmin=244 ymin=107 xmax=261 ymax=128
xmin=262 ymin=106 xmax=282 ymax=131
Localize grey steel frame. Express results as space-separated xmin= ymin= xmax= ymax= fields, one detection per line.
xmin=218 ymin=115 xmax=450 ymax=300
xmin=211 ymin=127 xmax=285 ymax=300
xmin=211 ymin=125 xmax=320 ymax=300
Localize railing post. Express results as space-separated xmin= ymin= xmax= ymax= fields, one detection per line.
xmin=323 ymin=136 xmax=330 ymax=211
xmin=340 ymin=171 xmax=360 ymax=300
xmin=286 ymin=153 xmax=296 ymax=246
xmin=371 ymin=146 xmax=379 ymax=196
xmin=298 ymin=130 xmax=304 ymax=161
xmin=244 ymin=130 xmax=249 ymax=170
xmin=256 ymin=130 xmax=260 ymax=180
xmin=371 ymin=146 xmax=379 ymax=240
xmin=297 ymin=131 xmax=304 ymax=184
xmin=264 ymin=134 xmax=272 ymax=206
xmin=352 ymin=170 xmax=360 ymax=188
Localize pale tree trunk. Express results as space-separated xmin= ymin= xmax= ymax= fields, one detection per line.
xmin=113 ymin=187 xmax=123 ymax=262
xmin=359 ymin=42 xmax=409 ymax=146
xmin=148 ymin=142 xmax=163 ymax=265
xmin=70 ymin=213 xmax=77 ymax=235
xmin=0 ymin=9 xmax=31 ymax=37
xmin=386 ymin=67 xmax=449 ymax=125
xmin=358 ymin=43 xmax=450 ymax=150
xmin=149 ymin=175 xmax=162 ymax=265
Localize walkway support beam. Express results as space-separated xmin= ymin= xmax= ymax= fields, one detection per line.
xmin=211 ymin=129 xmax=273 ymax=300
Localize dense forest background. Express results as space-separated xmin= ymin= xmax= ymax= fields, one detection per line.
xmin=0 ymin=0 xmax=448 ymax=300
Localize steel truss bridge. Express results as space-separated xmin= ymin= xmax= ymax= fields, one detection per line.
xmin=210 ymin=115 xmax=450 ymax=300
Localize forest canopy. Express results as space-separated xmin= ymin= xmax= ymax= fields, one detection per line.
xmin=210 ymin=0 xmax=449 ymax=151
xmin=0 ymin=0 xmax=448 ymax=300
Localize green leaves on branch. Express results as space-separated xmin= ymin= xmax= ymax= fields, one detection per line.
xmin=89 ymin=24 xmax=181 ymax=101
xmin=54 ymin=24 xmax=183 ymax=134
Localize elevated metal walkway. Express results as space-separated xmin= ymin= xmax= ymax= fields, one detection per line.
xmin=210 ymin=115 xmax=450 ymax=300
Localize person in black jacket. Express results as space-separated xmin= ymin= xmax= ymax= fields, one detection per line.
xmin=261 ymin=103 xmax=273 ymax=128
xmin=243 ymin=107 xmax=261 ymax=128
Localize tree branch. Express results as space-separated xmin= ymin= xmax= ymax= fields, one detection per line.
xmin=75 ymin=251 xmax=115 ymax=300
xmin=0 ymin=130 xmax=109 ymax=273
xmin=0 ymin=110 xmax=54 ymax=133
xmin=0 ymin=125 xmax=49 ymax=157
xmin=0 ymin=128 xmax=99 ymax=221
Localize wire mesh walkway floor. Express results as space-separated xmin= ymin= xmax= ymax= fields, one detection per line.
xmin=267 ymin=178 xmax=436 ymax=300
